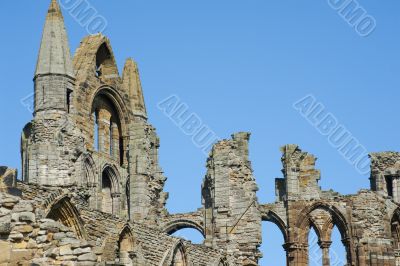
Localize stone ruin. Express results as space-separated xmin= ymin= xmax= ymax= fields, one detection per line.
xmin=1 ymin=0 xmax=400 ymax=265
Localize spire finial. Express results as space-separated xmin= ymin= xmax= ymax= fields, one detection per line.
xmin=48 ymin=0 xmax=62 ymax=16
xmin=35 ymin=0 xmax=74 ymax=78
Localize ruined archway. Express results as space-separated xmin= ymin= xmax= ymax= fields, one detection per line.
xmin=82 ymin=154 xmax=96 ymax=187
xmin=171 ymin=241 xmax=188 ymax=266
xmin=46 ymin=196 xmax=86 ymax=239
xmin=261 ymin=210 xmax=288 ymax=243
xmin=91 ymin=91 xmax=125 ymax=165
xmin=95 ymin=42 xmax=119 ymax=79
xmin=260 ymin=210 xmax=287 ymax=266
xmin=162 ymin=219 xmax=205 ymax=239
xmin=101 ymin=165 xmax=121 ymax=215
xmin=296 ymin=203 xmax=352 ymax=265
xmin=118 ymin=225 xmax=135 ymax=266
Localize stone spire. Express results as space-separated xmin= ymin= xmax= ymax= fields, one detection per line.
xmin=35 ymin=0 xmax=74 ymax=78
xmin=123 ymin=58 xmax=147 ymax=118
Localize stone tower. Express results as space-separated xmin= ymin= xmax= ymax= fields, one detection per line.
xmin=21 ymin=0 xmax=167 ymax=222
xmin=21 ymin=0 xmax=81 ymax=186
xmin=34 ymin=0 xmax=75 ymax=114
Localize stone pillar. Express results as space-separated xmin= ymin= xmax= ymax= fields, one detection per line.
xmin=342 ymin=238 xmax=353 ymax=266
xmin=98 ymin=110 xmax=111 ymax=154
xmin=284 ymin=243 xmax=308 ymax=266
xmin=122 ymin=135 xmax=129 ymax=167
xmin=111 ymin=122 xmax=119 ymax=160
xmin=319 ymin=241 xmax=332 ymax=266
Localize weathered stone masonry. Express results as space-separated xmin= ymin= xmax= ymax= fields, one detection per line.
xmin=1 ymin=0 xmax=400 ymax=265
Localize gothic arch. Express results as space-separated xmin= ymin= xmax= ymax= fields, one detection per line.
xmin=91 ymin=85 xmax=130 ymax=136
xmin=159 ymin=240 xmax=188 ymax=266
xmin=101 ymin=164 xmax=121 ymax=193
xmin=118 ymin=225 xmax=135 ymax=265
xmin=45 ymin=196 xmax=87 ymax=239
xmin=101 ymin=164 xmax=121 ymax=215
xmin=308 ymin=216 xmax=323 ymax=242
xmin=73 ymin=35 xmax=120 ymax=81
xmin=295 ymin=202 xmax=353 ymax=263
xmin=170 ymin=241 xmax=188 ymax=266
xmin=162 ymin=219 xmax=205 ymax=238
xmin=296 ymin=202 xmax=350 ymax=243
xmin=95 ymin=42 xmax=119 ymax=78
xmin=261 ymin=210 xmax=288 ymax=243
xmin=91 ymin=87 xmax=129 ymax=164
xmin=82 ymin=154 xmax=97 ymax=187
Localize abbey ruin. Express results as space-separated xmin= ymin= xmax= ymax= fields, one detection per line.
xmin=0 ymin=1 xmax=399 ymax=265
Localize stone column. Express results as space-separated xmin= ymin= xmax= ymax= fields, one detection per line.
xmin=342 ymin=238 xmax=353 ymax=266
xmin=319 ymin=241 xmax=332 ymax=266
xmin=111 ymin=122 xmax=119 ymax=160
xmin=98 ymin=110 xmax=111 ymax=154
xmin=284 ymin=242 xmax=308 ymax=266
xmin=122 ymin=135 xmax=129 ymax=167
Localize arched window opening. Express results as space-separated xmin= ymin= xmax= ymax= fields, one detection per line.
xmin=46 ymin=197 xmax=86 ymax=239
xmin=119 ymin=227 xmax=134 ymax=266
xmin=83 ymin=158 xmax=95 ymax=187
xmin=171 ymin=228 xmax=204 ymax=245
xmin=260 ymin=221 xmax=286 ymax=266
xmin=102 ymin=171 xmax=113 ymax=214
xmin=329 ymin=226 xmax=347 ymax=266
xmin=308 ymin=227 xmax=322 ymax=266
xmin=100 ymin=166 xmax=121 ymax=216
xmin=386 ymin=175 xmax=394 ymax=197
xmin=66 ymin=89 xmax=72 ymax=113
xmin=95 ymin=43 xmax=117 ymax=78
xmin=91 ymin=93 xmax=123 ymax=165
xmin=83 ymin=157 xmax=97 ymax=208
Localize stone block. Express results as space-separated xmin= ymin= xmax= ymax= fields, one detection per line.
xmin=59 ymin=244 xmax=73 ymax=256
xmin=0 ymin=241 xmax=11 ymax=264
xmin=77 ymin=253 xmax=97 ymax=262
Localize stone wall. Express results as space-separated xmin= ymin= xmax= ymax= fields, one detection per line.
xmin=202 ymin=133 xmax=262 ymax=264
xmin=0 ymin=169 xmax=230 ymax=266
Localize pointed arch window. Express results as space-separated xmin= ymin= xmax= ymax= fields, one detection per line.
xmin=91 ymin=93 xmax=123 ymax=165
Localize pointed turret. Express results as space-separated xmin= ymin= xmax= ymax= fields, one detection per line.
xmin=123 ymin=58 xmax=147 ymax=118
xmin=35 ymin=0 xmax=74 ymax=78
xmin=34 ymin=0 xmax=75 ymax=114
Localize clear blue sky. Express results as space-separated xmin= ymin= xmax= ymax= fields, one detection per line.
xmin=0 ymin=1 xmax=399 ymax=265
